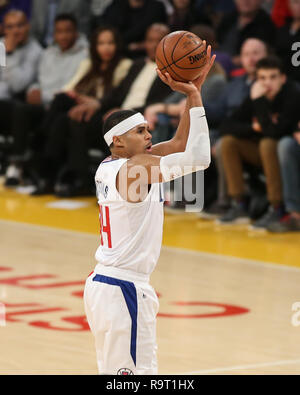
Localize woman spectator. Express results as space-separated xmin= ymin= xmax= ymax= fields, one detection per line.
xmin=63 ymin=26 xmax=132 ymax=101
xmin=32 ymin=25 xmax=133 ymax=195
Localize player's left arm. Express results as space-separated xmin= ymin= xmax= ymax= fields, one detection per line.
xmin=151 ymin=44 xmax=216 ymax=157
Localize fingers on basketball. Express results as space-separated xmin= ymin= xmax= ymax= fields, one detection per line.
xmin=156 ymin=31 xmax=210 ymax=82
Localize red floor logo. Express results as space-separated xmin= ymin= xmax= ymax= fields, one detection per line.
xmin=0 ymin=265 xmax=250 ymax=332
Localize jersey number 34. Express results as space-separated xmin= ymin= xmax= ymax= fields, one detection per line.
xmin=99 ymin=205 xmax=112 ymax=248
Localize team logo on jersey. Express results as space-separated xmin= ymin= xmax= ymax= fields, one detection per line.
xmin=97 ymin=180 xmax=109 ymax=199
xmin=117 ymin=368 xmax=134 ymax=375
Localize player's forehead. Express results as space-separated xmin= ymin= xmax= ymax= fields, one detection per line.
xmin=127 ymin=123 xmax=149 ymax=133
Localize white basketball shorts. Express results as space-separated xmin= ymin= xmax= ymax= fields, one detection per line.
xmin=84 ymin=264 xmax=159 ymax=375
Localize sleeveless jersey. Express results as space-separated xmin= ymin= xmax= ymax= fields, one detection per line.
xmin=94 ymin=156 xmax=164 ymax=276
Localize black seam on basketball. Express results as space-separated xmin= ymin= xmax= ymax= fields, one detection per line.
xmin=159 ymin=42 xmax=205 ymax=72
xmin=171 ymin=31 xmax=189 ymax=64
xmin=162 ymin=37 xmax=187 ymax=81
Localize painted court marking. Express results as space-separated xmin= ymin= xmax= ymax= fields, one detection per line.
xmin=180 ymin=358 xmax=300 ymax=375
xmin=1 ymin=219 xmax=298 ymax=273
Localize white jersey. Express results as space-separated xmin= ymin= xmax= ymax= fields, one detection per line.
xmin=94 ymin=156 xmax=164 ymax=276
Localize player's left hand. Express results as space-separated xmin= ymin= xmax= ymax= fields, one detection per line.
xmin=156 ymin=68 xmax=197 ymax=95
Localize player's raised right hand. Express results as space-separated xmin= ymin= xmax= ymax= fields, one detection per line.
xmin=156 ymin=68 xmax=198 ymax=96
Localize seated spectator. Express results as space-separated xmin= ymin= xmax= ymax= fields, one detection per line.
xmin=202 ymin=37 xmax=270 ymax=217
xmin=268 ymin=131 xmax=300 ymax=232
xmin=100 ymin=0 xmax=167 ymax=57
xmin=205 ymin=38 xmax=270 ymax=129
xmin=28 ymin=14 xmax=88 ymax=106
xmin=30 ymin=25 xmax=133 ymax=194
xmin=217 ymin=0 xmax=276 ymax=66
xmin=0 ymin=9 xmax=41 ymax=181
xmin=4 ymin=13 xmax=88 ymax=186
xmin=0 ymin=9 xmax=42 ymax=100
xmin=218 ymin=56 xmax=300 ymax=229
xmin=0 ymin=0 xmax=31 ymax=35
xmin=62 ymin=26 xmax=132 ymax=101
xmin=276 ymin=0 xmax=300 ymax=84
xmin=30 ymin=0 xmax=91 ymax=47
xmin=32 ymin=23 xmax=172 ymax=197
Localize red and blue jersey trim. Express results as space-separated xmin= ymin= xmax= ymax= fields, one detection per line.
xmin=101 ymin=156 xmax=122 ymax=164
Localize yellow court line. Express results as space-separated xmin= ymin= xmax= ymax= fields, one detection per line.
xmin=1 ymin=185 xmax=300 ymax=269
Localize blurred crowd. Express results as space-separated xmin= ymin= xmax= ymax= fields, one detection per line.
xmin=0 ymin=0 xmax=299 ymax=234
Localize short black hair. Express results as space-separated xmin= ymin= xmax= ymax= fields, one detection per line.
xmin=256 ymin=56 xmax=285 ymax=74
xmin=55 ymin=13 xmax=78 ymax=29
xmin=103 ymin=110 xmax=139 ymax=149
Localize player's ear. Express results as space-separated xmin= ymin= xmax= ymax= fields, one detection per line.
xmin=113 ymin=135 xmax=124 ymax=148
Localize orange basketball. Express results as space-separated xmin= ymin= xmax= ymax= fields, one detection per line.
xmin=155 ymin=30 xmax=207 ymax=82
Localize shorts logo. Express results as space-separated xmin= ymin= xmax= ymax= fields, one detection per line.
xmin=117 ymin=368 xmax=134 ymax=375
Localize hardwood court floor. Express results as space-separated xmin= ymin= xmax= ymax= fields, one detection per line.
xmin=0 ymin=185 xmax=300 ymax=375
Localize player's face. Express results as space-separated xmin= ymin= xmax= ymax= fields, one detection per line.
xmin=96 ymin=30 xmax=117 ymax=62
xmin=54 ymin=20 xmax=78 ymax=51
xmin=256 ymin=69 xmax=286 ymax=100
xmin=121 ymin=123 xmax=153 ymax=156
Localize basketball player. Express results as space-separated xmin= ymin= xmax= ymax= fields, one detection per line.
xmin=84 ymin=43 xmax=215 ymax=375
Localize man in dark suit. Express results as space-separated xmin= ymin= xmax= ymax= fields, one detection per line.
xmin=34 ymin=23 xmax=172 ymax=196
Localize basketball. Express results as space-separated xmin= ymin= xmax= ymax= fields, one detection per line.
xmin=155 ymin=30 xmax=207 ymax=82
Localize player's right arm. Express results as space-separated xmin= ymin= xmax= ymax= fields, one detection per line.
xmin=117 ymin=49 xmax=214 ymax=203
xmin=151 ymin=44 xmax=215 ymax=157
xmin=117 ymin=105 xmax=211 ymax=202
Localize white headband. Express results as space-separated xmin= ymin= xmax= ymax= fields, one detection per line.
xmin=104 ymin=112 xmax=148 ymax=146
